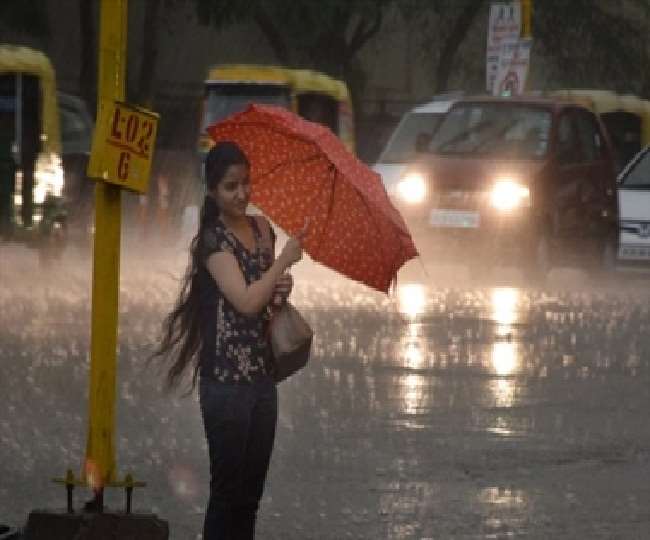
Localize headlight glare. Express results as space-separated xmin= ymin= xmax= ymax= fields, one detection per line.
xmin=490 ymin=179 xmax=530 ymax=211
xmin=34 ymin=152 xmax=64 ymax=201
xmin=396 ymin=172 xmax=427 ymax=204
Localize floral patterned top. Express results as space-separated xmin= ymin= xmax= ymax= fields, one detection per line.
xmin=199 ymin=215 xmax=276 ymax=384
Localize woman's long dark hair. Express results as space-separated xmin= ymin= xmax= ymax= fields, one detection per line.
xmin=151 ymin=141 xmax=249 ymax=391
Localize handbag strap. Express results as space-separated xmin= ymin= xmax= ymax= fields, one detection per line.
xmin=252 ymin=215 xmax=275 ymax=254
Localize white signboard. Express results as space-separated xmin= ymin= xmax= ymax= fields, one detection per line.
xmin=493 ymin=38 xmax=532 ymax=96
xmin=486 ymin=2 xmax=522 ymax=94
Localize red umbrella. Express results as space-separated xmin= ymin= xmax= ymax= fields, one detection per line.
xmin=207 ymin=104 xmax=418 ymax=293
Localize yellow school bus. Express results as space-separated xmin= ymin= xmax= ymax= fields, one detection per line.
xmin=197 ymin=64 xmax=355 ymax=157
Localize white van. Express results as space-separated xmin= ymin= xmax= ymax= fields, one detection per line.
xmin=618 ymin=145 xmax=650 ymax=262
xmin=372 ymin=96 xmax=457 ymax=193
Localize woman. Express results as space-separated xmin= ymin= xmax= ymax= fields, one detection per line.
xmin=152 ymin=141 xmax=304 ymax=539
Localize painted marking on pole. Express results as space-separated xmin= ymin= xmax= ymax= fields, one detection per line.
xmin=89 ymin=100 xmax=159 ymax=194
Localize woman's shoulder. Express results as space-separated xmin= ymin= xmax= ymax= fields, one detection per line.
xmin=202 ymin=222 xmax=234 ymax=256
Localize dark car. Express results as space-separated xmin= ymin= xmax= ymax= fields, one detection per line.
xmin=391 ymin=96 xmax=619 ymax=277
xmin=57 ymin=92 xmax=95 ymax=232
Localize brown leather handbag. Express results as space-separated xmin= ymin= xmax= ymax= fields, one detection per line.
xmin=269 ymin=301 xmax=313 ymax=382
xmin=254 ymin=215 xmax=313 ymax=382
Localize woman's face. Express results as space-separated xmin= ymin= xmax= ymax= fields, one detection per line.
xmin=211 ymin=163 xmax=251 ymax=219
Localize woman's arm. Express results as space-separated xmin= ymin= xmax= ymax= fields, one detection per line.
xmin=206 ymin=234 xmax=301 ymax=316
xmin=256 ymin=215 xmax=294 ymax=303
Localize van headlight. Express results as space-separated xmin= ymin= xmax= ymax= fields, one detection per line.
xmin=396 ymin=172 xmax=427 ymax=204
xmin=33 ymin=152 xmax=64 ymax=204
xmin=490 ymin=179 xmax=530 ymax=211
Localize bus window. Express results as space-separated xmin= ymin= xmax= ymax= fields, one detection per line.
xmin=198 ymin=65 xmax=356 ymax=156
xmin=297 ymin=93 xmax=338 ymax=134
xmin=201 ymin=83 xmax=291 ymax=131
xmin=601 ymin=111 xmax=642 ymax=171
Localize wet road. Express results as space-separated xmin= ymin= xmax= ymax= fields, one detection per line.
xmin=1 ymin=241 xmax=650 ymax=539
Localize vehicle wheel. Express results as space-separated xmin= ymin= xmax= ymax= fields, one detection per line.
xmin=601 ymin=236 xmax=618 ymax=271
xmin=590 ymin=235 xmax=617 ymax=280
xmin=525 ymin=233 xmax=552 ymax=285
xmin=37 ymin=220 xmax=67 ymax=268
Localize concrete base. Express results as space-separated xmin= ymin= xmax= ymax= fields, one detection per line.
xmin=24 ymin=511 xmax=168 ymax=540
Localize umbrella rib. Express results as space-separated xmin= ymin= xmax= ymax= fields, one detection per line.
xmin=255 ymin=149 xmax=324 ymax=181
xmin=286 ymin=163 xmax=338 ymax=265
xmin=313 ymin=165 xmax=338 ymax=259
xmin=215 ymin=118 xmax=405 ymax=229
xmin=253 ymin=149 xmax=336 ymax=251
xmin=354 ymin=187 xmax=395 ymax=275
xmin=219 ymin=120 xmax=330 ymax=148
xmin=309 ymin=167 xmax=398 ymax=293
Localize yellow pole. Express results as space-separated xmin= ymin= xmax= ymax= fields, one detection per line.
xmin=521 ymin=0 xmax=533 ymax=38
xmin=84 ymin=0 xmax=127 ymax=488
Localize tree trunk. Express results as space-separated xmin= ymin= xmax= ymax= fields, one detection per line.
xmin=79 ymin=0 xmax=97 ymax=113
xmin=434 ymin=0 xmax=485 ymax=93
xmin=135 ymin=0 xmax=162 ymax=107
xmin=253 ymin=7 xmax=290 ymax=65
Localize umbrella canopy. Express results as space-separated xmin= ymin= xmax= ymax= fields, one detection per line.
xmin=207 ymin=104 xmax=418 ymax=293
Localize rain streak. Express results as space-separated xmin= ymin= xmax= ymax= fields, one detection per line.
xmin=2 ymin=241 xmax=650 ymax=538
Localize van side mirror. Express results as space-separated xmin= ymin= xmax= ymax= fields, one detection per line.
xmin=415 ymin=132 xmax=432 ymax=153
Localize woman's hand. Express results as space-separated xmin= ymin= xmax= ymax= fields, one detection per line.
xmin=278 ymin=220 xmax=309 ymax=268
xmin=273 ymin=273 xmax=294 ymax=305
xmin=279 ymin=237 xmax=303 ymax=267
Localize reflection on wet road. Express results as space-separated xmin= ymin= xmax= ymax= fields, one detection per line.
xmin=1 ymin=246 xmax=650 ymax=539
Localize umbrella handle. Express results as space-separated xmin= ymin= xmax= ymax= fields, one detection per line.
xmin=296 ymin=218 xmax=311 ymax=243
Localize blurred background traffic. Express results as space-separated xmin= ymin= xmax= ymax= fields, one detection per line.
xmin=2 ymin=0 xmax=650 ymax=273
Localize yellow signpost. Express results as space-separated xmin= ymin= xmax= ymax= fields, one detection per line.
xmin=521 ymin=0 xmax=533 ymax=38
xmin=77 ymin=0 xmax=157 ymax=501
xmin=89 ymin=100 xmax=159 ymax=193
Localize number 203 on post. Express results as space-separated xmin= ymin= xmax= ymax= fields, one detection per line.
xmin=89 ymin=101 xmax=159 ymax=193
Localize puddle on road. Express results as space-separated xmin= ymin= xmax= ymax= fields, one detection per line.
xmin=2 ymin=247 xmax=650 ymax=538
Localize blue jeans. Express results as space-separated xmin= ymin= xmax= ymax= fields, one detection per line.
xmin=199 ymin=376 xmax=278 ymax=540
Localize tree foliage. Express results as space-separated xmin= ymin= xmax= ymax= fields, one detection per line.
xmin=533 ymin=0 xmax=650 ymax=93
xmin=397 ymin=0 xmax=487 ymax=93
xmin=0 ymin=0 xmax=50 ymax=38
xmin=195 ymin=0 xmax=390 ymax=72
xmin=192 ymin=0 xmax=394 ymax=108
xmin=400 ymin=0 xmax=650 ymax=94
xmin=192 ymin=0 xmax=650 ymax=105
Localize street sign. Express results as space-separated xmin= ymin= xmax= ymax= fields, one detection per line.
xmin=88 ymin=100 xmax=159 ymax=193
xmin=493 ymin=38 xmax=532 ymax=96
xmin=486 ymin=2 xmax=522 ymax=94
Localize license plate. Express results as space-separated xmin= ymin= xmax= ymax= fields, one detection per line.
xmin=619 ymin=244 xmax=650 ymax=260
xmin=429 ymin=209 xmax=480 ymax=228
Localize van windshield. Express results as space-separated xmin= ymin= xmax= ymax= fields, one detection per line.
xmin=379 ymin=112 xmax=444 ymax=163
xmin=58 ymin=98 xmax=93 ymax=154
xmin=202 ymin=83 xmax=291 ymax=130
xmin=430 ymin=103 xmax=552 ymax=159
xmin=621 ymin=147 xmax=650 ymax=187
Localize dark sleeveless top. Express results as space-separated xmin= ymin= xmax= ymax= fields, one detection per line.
xmin=198 ymin=215 xmax=276 ymax=383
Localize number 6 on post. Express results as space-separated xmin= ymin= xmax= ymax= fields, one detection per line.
xmin=87 ymin=100 xmax=159 ymax=194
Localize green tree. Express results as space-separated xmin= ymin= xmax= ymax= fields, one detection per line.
xmin=79 ymin=0 xmax=97 ymax=113
xmin=403 ymin=0 xmax=650 ymax=94
xmin=192 ymin=0 xmax=393 ymax=111
xmin=78 ymin=0 xmax=182 ymax=112
xmin=399 ymin=0 xmax=487 ymax=93
xmin=532 ymin=0 xmax=650 ymax=93
xmin=0 ymin=0 xmax=50 ymax=38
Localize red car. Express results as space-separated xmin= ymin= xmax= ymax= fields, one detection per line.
xmin=391 ymin=96 xmax=619 ymax=277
